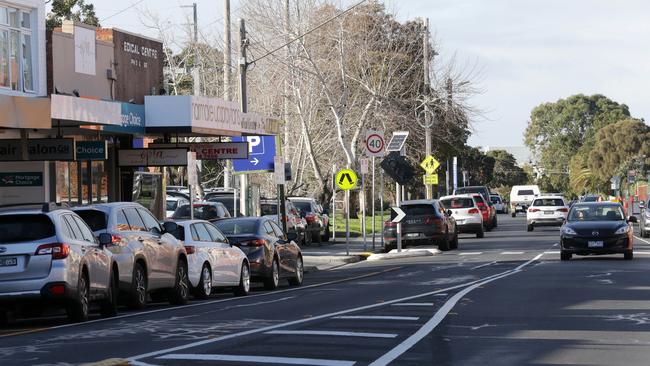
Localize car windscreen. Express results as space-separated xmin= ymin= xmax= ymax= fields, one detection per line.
xmin=532 ymin=199 xmax=565 ymax=207
xmin=456 ymin=187 xmax=483 ymax=195
xmin=490 ymin=196 xmax=501 ymax=204
xmin=402 ymin=204 xmax=437 ymax=216
xmin=166 ymin=200 xmax=179 ymax=211
xmin=74 ymin=210 xmax=108 ymax=231
xmin=582 ymin=196 xmax=599 ymax=202
xmin=207 ymin=196 xmax=235 ymax=215
xmin=568 ymin=205 xmax=625 ymax=221
xmin=173 ymin=205 xmax=222 ymax=220
xmin=214 ymin=220 xmax=258 ymax=235
xmin=0 ymin=214 xmax=55 ymax=243
xmin=261 ymin=203 xmax=278 ymax=216
xmin=292 ymin=201 xmax=313 ymax=216
xmin=517 ymin=190 xmax=535 ymax=195
xmin=440 ymin=198 xmax=474 ymax=209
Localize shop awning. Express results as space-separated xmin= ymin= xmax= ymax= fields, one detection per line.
xmin=0 ymin=95 xmax=51 ymax=130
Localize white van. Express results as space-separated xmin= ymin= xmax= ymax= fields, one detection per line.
xmin=510 ymin=185 xmax=540 ymax=217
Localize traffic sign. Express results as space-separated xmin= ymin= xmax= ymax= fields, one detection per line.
xmin=336 ymin=169 xmax=358 ymax=190
xmin=274 ymin=156 xmax=285 ymax=185
xmin=423 ymin=174 xmax=438 ymax=185
xmin=232 ymin=135 xmax=277 ymax=173
xmin=365 ymin=130 xmax=385 ymax=157
xmin=360 ymin=158 xmax=369 ymax=174
xmin=391 ymin=207 xmax=406 ymax=223
xmin=420 ymin=155 xmax=440 ymax=174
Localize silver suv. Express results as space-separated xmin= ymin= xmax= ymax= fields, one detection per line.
xmin=0 ymin=203 xmax=118 ymax=323
xmin=73 ymin=202 xmax=189 ymax=309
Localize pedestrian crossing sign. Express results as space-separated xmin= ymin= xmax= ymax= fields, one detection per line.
xmin=423 ymin=174 xmax=438 ymax=185
xmin=336 ymin=169 xmax=358 ymax=190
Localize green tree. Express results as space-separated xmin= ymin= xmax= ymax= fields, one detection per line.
xmin=524 ymin=94 xmax=630 ymax=193
xmin=486 ymin=150 xmax=529 ymax=188
xmin=459 ymin=147 xmax=495 ymax=186
xmin=46 ymin=0 xmax=100 ymax=30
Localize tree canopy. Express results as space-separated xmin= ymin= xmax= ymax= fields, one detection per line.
xmin=47 ymin=0 xmax=100 ymax=30
xmin=486 ymin=150 xmax=529 ymax=188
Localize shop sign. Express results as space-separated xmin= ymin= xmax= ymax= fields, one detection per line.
xmin=191 ymin=142 xmax=249 ymax=160
xmin=51 ymin=94 xmax=122 ymax=126
xmin=0 ymin=172 xmax=43 ymax=187
xmin=76 ymin=141 xmax=108 ymax=160
xmin=102 ymin=103 xmax=145 ymax=135
xmin=0 ymin=139 xmax=76 ymax=161
xmin=118 ymin=148 xmax=188 ymax=167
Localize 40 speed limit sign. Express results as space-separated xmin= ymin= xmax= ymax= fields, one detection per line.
xmin=365 ymin=130 xmax=385 ymax=157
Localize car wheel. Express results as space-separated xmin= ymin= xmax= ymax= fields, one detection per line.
xmin=321 ymin=227 xmax=330 ymax=243
xmin=493 ymin=216 xmax=498 ymax=228
xmin=194 ymin=264 xmax=212 ymax=300
xmin=67 ymin=271 xmax=90 ymax=323
xmin=168 ymin=259 xmax=189 ymax=305
xmin=560 ymin=251 xmax=572 ymax=261
xmin=264 ymin=258 xmax=280 ymax=290
xmin=527 ymin=224 xmax=534 ymax=232
xmin=438 ymin=232 xmax=451 ymax=251
xmin=128 ymin=263 xmax=148 ymax=310
xmin=511 ymin=212 xmax=516 ymax=218
xmin=476 ymin=226 xmax=484 ymax=238
xmin=288 ymin=256 xmax=304 ymax=286
xmin=450 ymin=231 xmax=459 ymax=250
xmin=304 ymin=231 xmax=312 ymax=246
xmin=99 ymin=270 xmax=119 ymax=318
xmin=625 ymin=251 xmax=634 ymax=260
xmin=233 ymin=263 xmax=251 ymax=296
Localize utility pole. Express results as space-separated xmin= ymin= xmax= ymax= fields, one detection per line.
xmin=238 ymin=18 xmax=249 ymax=216
xmin=181 ymin=3 xmax=201 ymax=96
xmin=277 ymin=0 xmax=291 ymax=233
xmin=223 ymin=0 xmax=232 ymax=189
xmin=422 ymin=18 xmax=433 ymax=200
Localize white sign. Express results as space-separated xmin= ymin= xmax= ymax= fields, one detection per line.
xmin=365 ymin=130 xmax=385 ymax=157
xmin=187 ymin=152 xmax=198 ymax=186
xmin=391 ymin=207 xmax=406 ymax=223
xmin=118 ymin=149 xmax=188 ymax=167
xmin=74 ymin=25 xmax=96 ymax=75
xmin=453 ymin=156 xmax=458 ymax=191
xmin=50 ymin=95 xmax=122 ymax=126
xmin=360 ymin=158 xmax=369 ymax=174
xmin=274 ymin=156 xmax=285 ymax=185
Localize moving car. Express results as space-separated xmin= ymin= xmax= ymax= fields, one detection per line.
xmin=171 ymin=202 xmax=231 ymax=222
xmin=383 ymin=199 xmax=458 ymax=251
xmin=73 ymin=202 xmax=189 ymax=309
xmin=215 ymin=217 xmax=303 ymax=290
xmin=440 ymin=195 xmax=484 ymax=238
xmin=261 ymin=199 xmax=309 ymax=246
xmin=490 ymin=194 xmax=508 ymax=214
xmin=510 ymin=185 xmax=540 ymax=217
xmin=580 ymin=194 xmax=603 ymax=203
xmin=167 ymin=220 xmax=250 ymax=298
xmin=526 ymin=196 xmax=569 ymax=231
xmin=0 ymin=203 xmax=119 ymax=323
xmin=288 ymin=197 xmax=330 ymax=243
xmin=560 ymin=202 xmax=636 ymax=261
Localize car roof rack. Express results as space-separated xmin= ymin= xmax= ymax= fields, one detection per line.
xmin=0 ymin=202 xmax=69 ymax=213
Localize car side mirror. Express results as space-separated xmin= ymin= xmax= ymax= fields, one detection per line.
xmin=628 ymin=216 xmax=638 ymax=223
xmin=446 ymin=209 xmax=453 ymax=216
xmin=287 ymin=232 xmax=298 ymax=242
xmin=162 ymin=221 xmax=178 ymax=234
xmin=98 ymin=233 xmax=112 ymax=247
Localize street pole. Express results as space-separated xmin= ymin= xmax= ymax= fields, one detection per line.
xmin=332 ymin=164 xmax=336 ymax=242
xmin=223 ymin=0 xmax=232 ymax=189
xmin=371 ymin=156 xmax=376 ymax=251
xmin=238 ymin=18 xmax=248 ymax=216
xmin=345 ymin=189 xmax=350 ymax=256
xmin=423 ymin=18 xmax=432 ymax=200
xmin=396 ymin=181 xmax=402 ymax=253
xmin=380 ymin=166 xmax=384 ymax=249
xmin=362 ymin=169 xmax=366 ymax=252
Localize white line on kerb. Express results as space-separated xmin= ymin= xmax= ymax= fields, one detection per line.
xmin=459 ymin=252 xmax=482 ymax=256
xmin=333 ymin=316 xmax=420 ymax=321
xmin=266 ymin=330 xmax=397 ymax=339
xmin=391 ymin=303 xmax=434 ymax=307
xmin=157 ymin=354 xmax=356 ymax=366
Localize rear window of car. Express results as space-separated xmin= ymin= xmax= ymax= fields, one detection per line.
xmin=533 ymin=199 xmax=565 ymax=207
xmin=173 ymin=204 xmax=224 ymax=220
xmin=517 ymin=190 xmax=534 ymax=195
xmin=261 ymin=203 xmax=278 ymax=216
xmin=207 ymin=196 xmax=235 ymax=215
xmin=490 ymin=196 xmax=501 ymax=204
xmin=402 ymin=204 xmax=437 ymax=216
xmin=456 ymin=187 xmax=484 ymax=195
xmin=440 ymin=198 xmax=474 ymax=209
xmin=292 ymin=201 xmax=313 ymax=214
xmin=214 ymin=220 xmax=258 ymax=235
xmin=0 ymin=214 xmax=55 ymax=243
xmin=74 ymin=210 xmax=107 ymax=231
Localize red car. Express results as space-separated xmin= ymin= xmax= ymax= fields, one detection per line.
xmin=471 ymin=194 xmax=497 ymax=231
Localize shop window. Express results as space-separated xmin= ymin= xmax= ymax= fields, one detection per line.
xmin=21 ymin=33 xmax=31 ymax=91
xmin=55 ymin=160 xmax=108 ymax=205
xmin=0 ymin=30 xmax=8 ymax=88
xmin=0 ymin=5 xmax=33 ymax=93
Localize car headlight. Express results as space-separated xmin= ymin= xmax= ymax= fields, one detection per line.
xmin=562 ymin=226 xmax=577 ymax=235
xmin=645 ymin=211 xmax=650 ymax=219
xmin=614 ymin=225 xmax=630 ymax=235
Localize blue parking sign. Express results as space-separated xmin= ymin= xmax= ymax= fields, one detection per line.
xmin=232 ymin=135 xmax=277 ymax=173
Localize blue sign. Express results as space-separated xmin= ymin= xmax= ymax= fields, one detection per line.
xmin=76 ymin=141 xmax=108 ymax=160
xmin=232 ymin=135 xmax=276 ymax=173
xmin=103 ymin=103 xmax=145 ymax=135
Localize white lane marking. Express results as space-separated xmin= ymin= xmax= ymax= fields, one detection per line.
xmin=333 ymin=316 xmax=420 ymax=321
xmin=553 ymin=243 xmax=559 ymax=247
xmin=391 ymin=303 xmax=434 ymax=307
xmin=127 ymin=258 xmax=541 ymax=362
xmin=459 ymin=252 xmax=482 ymax=256
xmin=433 ymin=293 xmax=448 ymax=297
xmin=130 ymin=361 xmax=160 ymax=366
xmin=225 ymin=296 xmax=295 ymax=309
xmin=157 ymin=354 xmax=356 ymax=366
xmin=635 ymin=251 xmax=650 ymax=255
xmin=501 ymin=251 xmax=524 ymax=255
xmin=266 ymin=330 xmax=397 ymax=339
xmin=369 ymin=252 xmax=544 ymax=366
xmin=472 ymin=261 xmax=497 ymax=270
xmin=635 ymin=236 xmax=650 ymax=245
xmin=544 ymin=251 xmax=560 ymax=254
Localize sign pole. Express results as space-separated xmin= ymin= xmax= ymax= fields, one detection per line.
xmin=396 ymin=182 xmax=402 ymax=253
xmin=362 ymin=170 xmax=366 ymax=252
xmin=345 ymin=189 xmax=350 ymax=256
xmin=380 ymin=166 xmax=384 ymax=250
xmin=371 ymin=156 xmax=376 ymax=251
xmin=332 ymin=167 xmax=336 ymax=242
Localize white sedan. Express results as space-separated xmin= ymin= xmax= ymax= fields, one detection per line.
xmin=526 ymin=196 xmax=569 ymax=231
xmin=168 ymin=219 xmax=250 ymax=298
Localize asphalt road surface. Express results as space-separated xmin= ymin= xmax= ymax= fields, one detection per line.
xmin=3 ymin=214 xmax=650 ymax=366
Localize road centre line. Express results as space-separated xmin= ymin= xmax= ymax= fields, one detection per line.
xmin=333 ymin=316 xmax=419 ymax=321
xmin=369 ymin=252 xmax=545 ymax=366
xmin=157 ymin=354 xmax=355 ymax=366
xmin=266 ymin=330 xmax=397 ymax=339
xmin=391 ymin=303 xmax=434 ymax=307
xmin=501 ymin=251 xmax=524 ymax=255
xmin=128 ymin=255 xmax=544 ymax=363
xmin=472 ymin=261 xmax=497 ymax=270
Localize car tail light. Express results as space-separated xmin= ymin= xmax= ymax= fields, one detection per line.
xmin=384 ymin=221 xmax=396 ymax=228
xmin=50 ymin=284 xmax=66 ymax=296
xmin=424 ymin=216 xmax=438 ymax=225
xmin=241 ymin=239 xmax=268 ymax=247
xmin=468 ymin=208 xmax=480 ymax=214
xmin=184 ymin=245 xmax=196 ymax=254
xmin=557 ymin=208 xmax=568 ymax=213
xmin=111 ymin=234 xmax=124 ymax=245
xmin=528 ymin=208 xmax=539 ymax=213
xmin=35 ymin=243 xmax=70 ymax=260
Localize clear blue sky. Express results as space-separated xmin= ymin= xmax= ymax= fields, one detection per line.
xmin=81 ymin=0 xmax=650 ymax=148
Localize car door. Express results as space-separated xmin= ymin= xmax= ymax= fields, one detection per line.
xmin=138 ymin=208 xmax=176 ymax=287
xmin=72 ymin=215 xmax=110 ymax=294
xmin=123 ymin=207 xmax=161 ymax=288
xmin=267 ymin=221 xmax=292 ymax=275
xmin=205 ymin=222 xmax=238 ymax=284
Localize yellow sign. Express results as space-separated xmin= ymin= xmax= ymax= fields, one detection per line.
xmin=336 ymin=169 xmax=358 ymax=190
xmin=420 ymin=155 xmax=440 ymax=174
xmin=423 ymin=174 xmax=438 ymax=185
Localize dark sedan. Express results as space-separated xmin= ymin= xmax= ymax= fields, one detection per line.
xmin=214 ymin=217 xmax=303 ymax=290
xmin=171 ymin=202 xmax=230 ymax=222
xmin=560 ymin=202 xmax=637 ymax=261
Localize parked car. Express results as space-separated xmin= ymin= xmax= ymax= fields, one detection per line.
xmin=205 ymin=189 xmax=240 ymax=217
xmin=526 ymin=196 xmax=569 ymax=231
xmin=171 ymin=202 xmax=231 ymax=222
xmin=454 ymin=185 xmax=491 ymax=202
xmin=166 ymin=195 xmax=189 ymax=218
xmin=261 ymin=199 xmax=310 ymax=246
xmin=454 ymin=186 xmax=497 ymax=228
xmin=639 ymin=199 xmax=650 ymax=238
xmin=166 ymin=190 xmax=191 ymax=201
xmin=167 ymin=219 xmax=250 ymax=298
xmin=510 ymin=185 xmax=540 ymax=217
xmin=472 ymin=194 xmax=496 ymax=231
xmin=383 ymin=199 xmax=458 ymax=251
xmin=214 ymin=217 xmax=303 ymax=290
xmin=440 ymin=195 xmax=484 ymax=238
xmin=288 ymin=197 xmax=329 ymax=243
xmin=0 ymin=203 xmax=119 ymax=323
xmin=560 ymin=202 xmax=636 ymax=260
xmin=73 ymin=202 xmax=189 ymax=309
xmin=490 ymin=194 xmax=508 ymax=214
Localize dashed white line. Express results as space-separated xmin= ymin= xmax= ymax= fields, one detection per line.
xmin=501 ymin=251 xmax=525 ymax=255
xmin=266 ymin=330 xmax=397 ymax=339
xmin=333 ymin=316 xmax=419 ymax=321
xmin=157 ymin=354 xmax=356 ymax=366
xmin=472 ymin=261 xmax=497 ymax=270
xmin=459 ymin=252 xmax=482 ymax=256
xmin=391 ymin=303 xmax=434 ymax=307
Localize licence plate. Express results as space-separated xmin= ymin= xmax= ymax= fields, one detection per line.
xmin=544 ymin=211 xmax=554 ymax=215
xmin=0 ymin=257 xmax=17 ymax=267
xmin=588 ymin=241 xmax=604 ymax=248
xmin=405 ymin=233 xmax=420 ymax=238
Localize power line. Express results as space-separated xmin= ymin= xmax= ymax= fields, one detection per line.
xmin=100 ymin=0 xmax=147 ymax=22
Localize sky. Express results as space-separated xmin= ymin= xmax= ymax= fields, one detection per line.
xmin=79 ymin=0 xmax=650 ymax=148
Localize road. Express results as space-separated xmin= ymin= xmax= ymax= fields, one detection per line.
xmin=3 ymin=214 xmax=650 ymax=365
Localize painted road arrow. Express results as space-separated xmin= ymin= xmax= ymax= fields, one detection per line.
xmin=391 ymin=207 xmax=406 ymax=223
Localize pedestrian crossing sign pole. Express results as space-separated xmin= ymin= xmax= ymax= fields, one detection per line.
xmin=335 ymin=168 xmax=359 ymax=255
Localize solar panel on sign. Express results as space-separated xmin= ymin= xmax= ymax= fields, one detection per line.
xmin=386 ymin=131 xmax=409 ymax=152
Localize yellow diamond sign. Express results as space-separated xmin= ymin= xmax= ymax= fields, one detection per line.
xmin=420 ymin=155 xmax=440 ymax=174
xmin=423 ymin=174 xmax=438 ymax=185
xmin=335 ymin=169 xmax=358 ymax=190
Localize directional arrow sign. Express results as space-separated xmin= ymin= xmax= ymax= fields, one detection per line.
xmin=391 ymin=207 xmax=406 ymax=223
xmin=420 ymin=155 xmax=440 ymax=174
xmin=251 ymin=157 xmax=259 ymax=165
